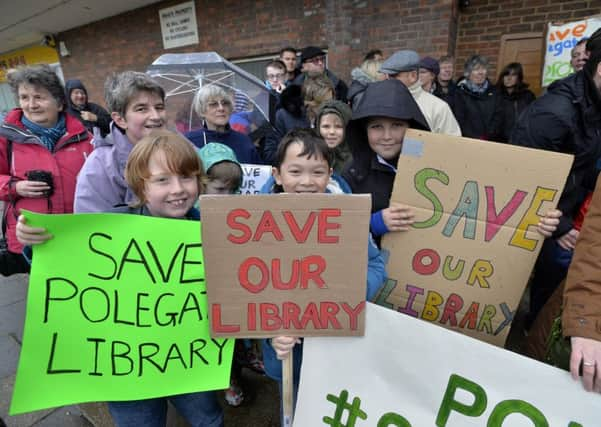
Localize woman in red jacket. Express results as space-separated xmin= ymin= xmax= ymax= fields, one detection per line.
xmin=0 ymin=64 xmax=93 ymax=275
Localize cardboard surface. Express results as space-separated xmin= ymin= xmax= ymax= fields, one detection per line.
xmin=201 ymin=194 xmax=371 ymax=338
xmin=11 ymin=211 xmax=233 ymax=415
xmin=378 ymin=130 xmax=573 ymax=346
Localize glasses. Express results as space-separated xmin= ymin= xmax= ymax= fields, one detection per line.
xmin=206 ymin=99 xmax=232 ymax=109
xmin=267 ymin=73 xmax=285 ymax=80
xmin=305 ymin=56 xmax=326 ymax=65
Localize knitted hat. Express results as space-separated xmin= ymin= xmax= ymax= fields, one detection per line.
xmin=300 ymin=46 xmax=326 ymax=63
xmin=380 ymin=50 xmax=420 ymax=74
xmin=197 ymin=142 xmax=241 ymax=173
xmin=316 ymin=100 xmax=352 ymax=128
xmin=419 ymin=56 xmax=440 ymax=75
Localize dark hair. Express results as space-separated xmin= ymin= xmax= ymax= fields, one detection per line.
xmin=496 ymin=62 xmax=529 ymax=93
xmin=364 ymin=49 xmax=383 ymax=61
xmin=280 ymin=47 xmax=297 ymax=56
xmin=274 ymin=128 xmax=332 ymax=169
xmin=8 ymin=64 xmax=65 ymax=108
xmin=266 ymin=60 xmax=287 ymax=73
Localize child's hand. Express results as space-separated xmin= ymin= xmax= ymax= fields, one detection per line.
xmin=537 ymin=209 xmax=562 ymax=237
xmin=15 ymin=215 xmax=52 ymax=246
xmin=382 ymin=203 xmax=414 ymax=232
xmin=271 ymin=336 xmax=301 ymax=360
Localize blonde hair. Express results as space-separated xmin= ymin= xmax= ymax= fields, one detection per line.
xmin=125 ymin=130 xmax=205 ymax=207
xmin=302 ymin=74 xmax=335 ymax=124
xmin=360 ymin=59 xmax=383 ymax=81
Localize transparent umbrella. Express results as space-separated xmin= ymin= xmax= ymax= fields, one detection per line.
xmin=146 ymin=52 xmax=272 ymax=135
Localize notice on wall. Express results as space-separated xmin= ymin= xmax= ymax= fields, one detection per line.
xmin=240 ymin=164 xmax=272 ymax=194
xmin=542 ymin=16 xmax=601 ymax=86
xmin=294 ymin=303 xmax=598 ymax=426
xmin=378 ymin=130 xmax=573 ymax=346
xmin=10 ymin=211 xmax=233 ymax=415
xmin=201 ymin=194 xmax=371 ymax=338
xmin=159 ymin=1 xmax=199 ymax=50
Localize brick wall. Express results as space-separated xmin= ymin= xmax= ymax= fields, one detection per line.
xmin=455 ymin=0 xmax=601 ymax=83
xmin=58 ymin=0 xmax=457 ymax=106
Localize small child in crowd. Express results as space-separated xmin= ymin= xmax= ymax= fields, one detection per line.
xmin=16 ymin=130 xmax=224 ymax=427
xmin=198 ymin=142 xmax=243 ymax=195
xmin=261 ymin=128 xmax=387 ymax=413
xmin=315 ymin=99 xmax=353 ymax=175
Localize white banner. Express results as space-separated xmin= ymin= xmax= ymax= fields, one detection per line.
xmin=240 ymin=163 xmax=272 ymax=194
xmin=543 ymin=16 xmax=601 ymax=86
xmin=295 ymin=303 xmax=599 ymax=426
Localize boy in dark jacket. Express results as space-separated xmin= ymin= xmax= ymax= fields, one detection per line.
xmin=342 ymin=79 xmax=430 ymax=245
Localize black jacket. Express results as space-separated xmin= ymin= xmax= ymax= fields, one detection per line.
xmin=292 ymin=69 xmax=349 ymax=103
xmin=65 ymin=79 xmax=111 ymax=137
xmin=343 ymin=79 xmax=429 ymax=218
xmin=433 ymin=79 xmax=457 ymax=110
xmin=453 ymin=80 xmax=503 ymax=141
xmin=497 ymin=87 xmax=536 ymax=143
xmin=511 ymin=70 xmax=601 ymax=236
xmin=262 ymin=85 xmax=310 ymax=165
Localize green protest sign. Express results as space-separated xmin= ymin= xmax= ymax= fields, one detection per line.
xmin=10 ymin=211 xmax=233 ymax=415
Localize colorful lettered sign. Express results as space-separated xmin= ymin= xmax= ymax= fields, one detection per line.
xmin=11 ymin=211 xmax=233 ymax=415
xmin=295 ymin=303 xmax=598 ymax=426
xmin=378 ymin=130 xmax=573 ymax=346
xmin=201 ymin=194 xmax=371 ymax=338
xmin=542 ymin=16 xmax=601 ymax=86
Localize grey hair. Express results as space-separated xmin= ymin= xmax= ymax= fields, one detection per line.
xmin=463 ymin=55 xmax=489 ymax=77
xmin=8 ymin=64 xmax=65 ymax=107
xmin=192 ymin=84 xmax=233 ymax=117
xmin=104 ymin=71 xmax=165 ymax=116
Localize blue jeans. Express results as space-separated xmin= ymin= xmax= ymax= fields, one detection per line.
xmin=108 ymin=391 xmax=223 ymax=427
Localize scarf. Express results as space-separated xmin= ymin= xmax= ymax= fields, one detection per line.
xmin=21 ymin=113 xmax=66 ymax=152
xmin=463 ymin=78 xmax=489 ymax=95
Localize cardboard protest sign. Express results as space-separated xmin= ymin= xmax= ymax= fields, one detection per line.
xmin=11 ymin=211 xmax=233 ymax=415
xmin=378 ymin=130 xmax=573 ymax=346
xmin=201 ymin=194 xmax=371 ymax=338
xmin=542 ymin=15 xmax=601 ymax=86
xmin=240 ymin=163 xmax=272 ymax=194
xmin=294 ymin=303 xmax=598 ymax=426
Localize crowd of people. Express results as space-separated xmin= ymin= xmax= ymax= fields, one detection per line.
xmin=2 ymin=31 xmax=601 ymax=425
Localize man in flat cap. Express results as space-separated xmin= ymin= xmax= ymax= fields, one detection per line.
xmin=380 ymin=49 xmax=461 ymax=136
xmin=291 ymin=46 xmax=348 ymax=102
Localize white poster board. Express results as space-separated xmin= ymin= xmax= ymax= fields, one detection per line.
xmin=159 ymin=1 xmax=199 ymax=50
xmin=542 ymin=16 xmax=601 ymax=86
xmin=295 ymin=303 xmax=599 ymax=426
xmin=240 ymin=163 xmax=272 ymax=194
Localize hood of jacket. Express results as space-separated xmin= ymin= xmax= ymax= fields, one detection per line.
xmin=351 ymin=67 xmax=376 ymax=85
xmin=347 ymin=79 xmax=429 ymax=168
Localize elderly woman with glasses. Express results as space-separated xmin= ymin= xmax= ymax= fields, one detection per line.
xmin=186 ymin=84 xmax=263 ymax=164
xmin=453 ymin=55 xmax=503 ymax=141
xmin=0 ymin=64 xmax=93 ymax=276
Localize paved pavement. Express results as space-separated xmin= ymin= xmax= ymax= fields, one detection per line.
xmin=0 ymin=273 xmax=279 ymax=427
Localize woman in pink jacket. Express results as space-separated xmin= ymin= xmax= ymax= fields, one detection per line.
xmin=0 ymin=64 xmax=92 ymax=275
